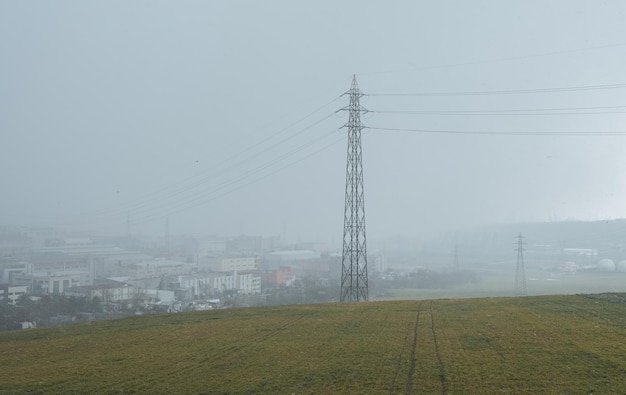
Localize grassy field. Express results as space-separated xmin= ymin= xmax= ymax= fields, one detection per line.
xmin=380 ymin=270 xmax=626 ymax=300
xmin=2 ymin=295 xmax=626 ymax=393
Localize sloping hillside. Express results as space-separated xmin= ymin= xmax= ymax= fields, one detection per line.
xmin=1 ymin=295 xmax=626 ymax=394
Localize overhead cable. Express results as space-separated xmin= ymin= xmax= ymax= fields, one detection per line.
xmin=367 ymin=126 xmax=626 ymax=136
xmin=367 ymin=83 xmax=626 ymax=97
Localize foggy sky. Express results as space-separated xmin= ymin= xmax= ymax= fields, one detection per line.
xmin=3 ymin=1 xmax=626 ymax=245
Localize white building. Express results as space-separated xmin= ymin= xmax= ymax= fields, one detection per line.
xmin=236 ymin=272 xmax=261 ymax=295
xmin=13 ymin=273 xmax=80 ymax=295
xmin=176 ymin=274 xmax=213 ymax=298
xmin=176 ymin=271 xmax=261 ymax=297
xmin=0 ymin=284 xmax=28 ymax=305
xmin=212 ymin=271 xmax=261 ymax=295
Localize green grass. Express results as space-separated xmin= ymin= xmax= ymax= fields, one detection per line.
xmin=1 ymin=295 xmax=626 ymax=393
xmin=380 ymin=270 xmax=626 ymax=300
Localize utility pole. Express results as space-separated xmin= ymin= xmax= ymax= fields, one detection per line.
xmin=515 ymin=232 xmax=527 ymax=296
xmin=340 ymin=75 xmax=369 ymax=302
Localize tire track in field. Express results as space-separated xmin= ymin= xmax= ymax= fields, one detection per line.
xmin=389 ymin=316 xmax=414 ymax=394
xmin=429 ymin=301 xmax=447 ymax=395
xmin=404 ymin=301 xmax=423 ymax=395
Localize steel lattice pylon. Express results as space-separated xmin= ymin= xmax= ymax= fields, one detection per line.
xmin=340 ymin=76 xmax=368 ymax=302
xmin=515 ymin=232 xmax=527 ymax=296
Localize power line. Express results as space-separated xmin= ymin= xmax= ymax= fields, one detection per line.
xmin=39 ymin=75 xmax=626 ymax=235
xmin=118 ymin=132 xmax=346 ymax=228
xmin=372 ymin=110 xmax=626 ymax=116
xmin=367 ymin=126 xmax=626 ymax=136
xmin=144 ymin=109 xmax=338 ymax=206
xmin=371 ymin=105 xmax=626 ymax=116
xmin=367 ymin=83 xmax=626 ymax=97
xmin=123 ymin=112 xmax=338 ymax=210
xmin=124 ymin=130 xmax=341 ymax=226
xmin=39 ymin=107 xmax=341 ymax=227
xmin=63 ymin=128 xmax=344 ymax=231
xmin=60 ymin=131 xmax=345 ymax=233
xmin=376 ymin=105 xmax=626 ymax=113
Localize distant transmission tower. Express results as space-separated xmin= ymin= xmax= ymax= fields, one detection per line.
xmin=340 ymin=76 xmax=369 ymax=302
xmin=515 ymin=233 xmax=527 ymax=296
xmin=453 ymin=244 xmax=460 ymax=271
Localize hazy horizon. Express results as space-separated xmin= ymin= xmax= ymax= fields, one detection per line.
xmin=4 ymin=2 xmax=626 ymax=244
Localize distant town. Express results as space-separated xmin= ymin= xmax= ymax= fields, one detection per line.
xmin=3 ymin=219 xmax=626 ymax=331
xmin=0 ymin=225 xmax=381 ymax=330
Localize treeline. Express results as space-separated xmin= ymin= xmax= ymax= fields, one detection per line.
xmin=0 ymin=295 xmax=102 ymax=331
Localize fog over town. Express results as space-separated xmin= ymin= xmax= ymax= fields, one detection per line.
xmin=3 ymin=2 xmax=626 ymax=326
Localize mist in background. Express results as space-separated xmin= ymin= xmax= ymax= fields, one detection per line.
xmin=3 ymin=1 xmax=626 ymax=246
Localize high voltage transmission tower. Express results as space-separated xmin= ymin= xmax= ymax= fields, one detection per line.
xmin=515 ymin=232 xmax=527 ymax=296
xmin=340 ymin=76 xmax=369 ymax=302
